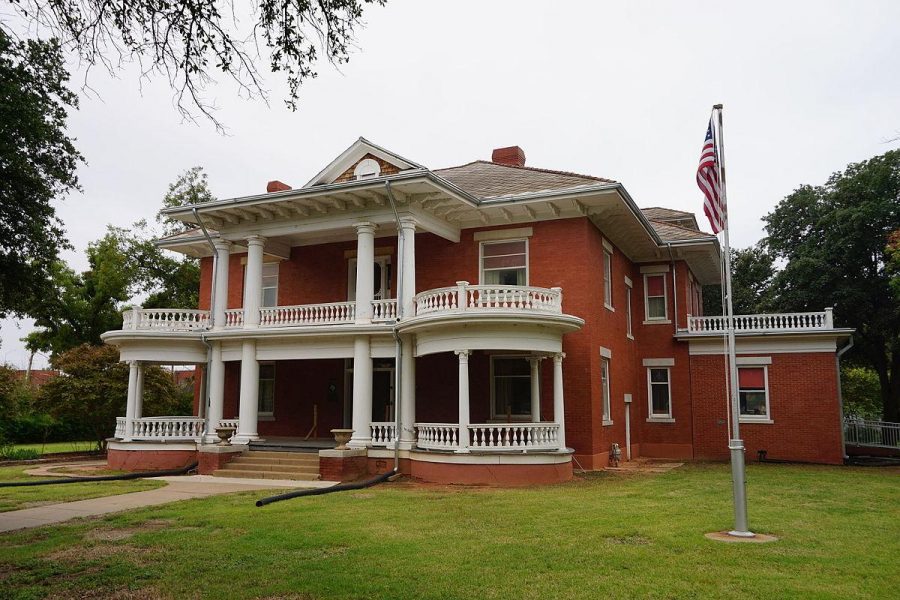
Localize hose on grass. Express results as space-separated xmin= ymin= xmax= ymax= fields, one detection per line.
xmin=0 ymin=462 xmax=198 ymax=487
xmin=255 ymin=470 xmax=394 ymax=507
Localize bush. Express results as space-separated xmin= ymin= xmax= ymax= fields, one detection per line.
xmin=842 ymin=366 xmax=882 ymax=420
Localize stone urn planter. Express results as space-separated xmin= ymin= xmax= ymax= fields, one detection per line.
xmin=331 ymin=428 xmax=354 ymax=450
xmin=215 ymin=426 xmax=236 ymax=446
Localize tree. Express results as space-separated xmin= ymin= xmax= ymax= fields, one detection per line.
xmin=703 ymin=243 xmax=776 ymax=316
xmin=39 ymin=344 xmax=191 ymax=449
xmin=841 ymin=366 xmax=883 ymax=420
xmin=764 ymin=150 xmax=900 ymax=421
xmin=13 ymin=0 xmax=387 ymax=129
xmin=0 ymin=29 xmax=81 ymax=318
xmin=159 ymin=166 xmax=216 ymax=236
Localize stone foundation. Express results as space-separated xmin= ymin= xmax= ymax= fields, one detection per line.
xmin=107 ymin=442 xmax=197 ymax=472
xmin=319 ymin=448 xmax=368 ymax=482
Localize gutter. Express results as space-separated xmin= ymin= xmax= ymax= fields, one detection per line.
xmin=667 ymin=242 xmax=678 ymax=332
xmin=835 ymin=334 xmax=854 ymax=462
xmin=385 ymin=180 xmax=404 ymax=475
xmin=192 ymin=207 xmax=218 ymax=442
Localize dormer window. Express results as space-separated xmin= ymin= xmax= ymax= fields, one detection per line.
xmin=354 ymin=158 xmax=381 ymax=180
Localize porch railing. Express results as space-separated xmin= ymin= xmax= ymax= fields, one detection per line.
xmin=218 ymin=419 xmax=240 ymax=431
xmin=372 ymin=299 xmax=398 ymax=322
xmin=116 ymin=416 xmax=205 ymax=441
xmin=370 ymin=422 xmax=398 ymax=446
xmin=469 ymin=423 xmax=560 ymax=450
xmin=260 ymin=301 xmax=356 ymax=327
xmin=686 ymin=309 xmax=833 ymax=334
xmin=844 ymin=417 xmax=900 ymax=449
xmin=224 ymin=309 xmax=243 ymax=328
xmin=416 ymin=423 xmax=460 ymax=450
xmin=414 ymin=282 xmax=563 ymax=316
xmin=122 ymin=308 xmax=210 ymax=331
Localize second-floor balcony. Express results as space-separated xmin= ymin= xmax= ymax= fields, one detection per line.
xmin=684 ymin=309 xmax=835 ymax=335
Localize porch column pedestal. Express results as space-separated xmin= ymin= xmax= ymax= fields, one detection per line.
xmin=234 ymin=339 xmax=260 ymax=443
xmin=354 ymin=222 xmax=377 ymax=324
xmin=529 ymin=357 xmax=542 ymax=422
xmin=243 ymin=235 xmax=265 ymax=329
xmin=456 ymin=350 xmax=471 ymax=453
xmin=204 ymin=342 xmax=226 ymax=443
xmin=398 ymin=336 xmax=416 ymax=449
xmin=553 ymin=353 xmax=567 ymax=451
xmin=349 ymin=336 xmax=373 ymax=447
xmin=212 ymin=240 xmax=231 ymax=329
xmin=399 ymin=217 xmax=417 ymax=319
xmin=123 ymin=361 xmax=139 ymax=441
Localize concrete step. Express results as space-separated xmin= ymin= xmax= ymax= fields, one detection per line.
xmin=245 ymin=450 xmax=320 ymax=459
xmin=231 ymin=455 xmax=319 ymax=467
xmin=220 ymin=462 xmax=320 ymax=474
xmin=211 ymin=469 xmax=320 ymax=481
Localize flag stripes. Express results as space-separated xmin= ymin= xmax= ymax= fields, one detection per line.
xmin=697 ymin=119 xmax=726 ymax=233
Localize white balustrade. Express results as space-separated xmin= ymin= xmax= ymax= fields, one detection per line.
xmin=372 ymin=299 xmax=398 ymax=322
xmin=224 ymin=309 xmax=243 ymax=328
xmin=370 ymin=422 xmax=398 ymax=446
xmin=687 ymin=309 xmax=834 ymax=334
xmin=115 ymin=417 xmax=126 ymax=438
xmin=260 ymin=302 xmax=356 ymax=326
xmin=468 ymin=423 xmax=560 ymax=450
xmin=120 ymin=416 xmax=205 ymax=441
xmin=414 ymin=283 xmax=562 ymax=316
xmin=218 ymin=419 xmax=240 ymax=431
xmin=416 ymin=423 xmax=460 ymax=450
xmin=124 ymin=308 xmax=211 ymax=331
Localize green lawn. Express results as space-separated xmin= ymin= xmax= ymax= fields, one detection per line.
xmin=10 ymin=440 xmax=99 ymax=455
xmin=0 ymin=465 xmax=164 ymax=513
xmin=0 ymin=463 xmax=898 ymax=599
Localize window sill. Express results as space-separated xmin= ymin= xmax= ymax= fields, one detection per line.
xmin=602 ymin=419 xmax=614 ymax=426
xmin=646 ymin=417 xmax=675 ymax=423
xmin=739 ymin=418 xmax=774 ymax=424
xmin=642 ymin=319 xmax=671 ymax=325
xmin=258 ymin=415 xmax=275 ymax=422
xmin=604 ymin=304 xmax=615 ymax=312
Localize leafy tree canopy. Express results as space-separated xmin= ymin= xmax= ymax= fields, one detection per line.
xmin=703 ymin=243 xmax=776 ymax=316
xmin=0 ymin=29 xmax=81 ymax=318
xmin=12 ymin=0 xmax=386 ymax=129
xmin=159 ymin=166 xmax=216 ymax=236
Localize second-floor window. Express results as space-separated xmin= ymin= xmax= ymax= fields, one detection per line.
xmin=603 ymin=250 xmax=613 ymax=309
xmin=262 ymin=263 xmax=279 ymax=307
xmin=626 ymin=282 xmax=634 ymax=338
xmin=348 ymin=256 xmax=392 ymax=300
xmin=644 ymin=274 xmax=667 ymax=320
xmin=481 ymin=239 xmax=528 ymax=286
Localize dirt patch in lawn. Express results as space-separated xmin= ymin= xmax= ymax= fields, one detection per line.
xmin=83 ymin=518 xmax=174 ymax=542
xmin=604 ymin=534 xmax=652 ymax=545
xmin=45 ymin=543 xmax=158 ymax=566
xmin=45 ymin=586 xmax=169 ymax=600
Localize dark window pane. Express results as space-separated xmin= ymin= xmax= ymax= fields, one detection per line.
xmin=650 ymin=368 xmax=668 ymax=383
xmin=651 ymin=384 xmax=670 ymax=414
xmin=740 ymin=391 xmax=767 ymax=416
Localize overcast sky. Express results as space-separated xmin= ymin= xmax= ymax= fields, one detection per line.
xmin=3 ymin=0 xmax=899 ymax=369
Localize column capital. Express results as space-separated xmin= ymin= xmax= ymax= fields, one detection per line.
xmin=398 ymin=216 xmax=418 ymax=231
xmin=245 ymin=235 xmax=266 ymax=247
xmin=355 ymin=221 xmax=378 ymax=235
xmin=553 ymin=352 xmax=566 ymax=363
xmin=528 ymin=356 xmax=545 ymax=366
xmin=214 ymin=238 xmax=233 ymax=251
xmin=454 ymin=349 xmax=472 ymax=360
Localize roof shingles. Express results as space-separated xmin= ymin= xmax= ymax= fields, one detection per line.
xmin=434 ymin=160 xmax=616 ymax=200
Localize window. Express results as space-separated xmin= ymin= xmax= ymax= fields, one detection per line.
xmin=647 ymin=368 xmax=671 ymax=418
xmin=601 ymin=357 xmax=611 ymax=424
xmin=739 ymin=367 xmax=769 ymax=419
xmin=261 ymin=263 xmax=279 ymax=307
xmin=354 ymin=158 xmax=381 ymax=180
xmin=258 ymin=363 xmax=275 ymax=416
xmin=348 ymin=256 xmax=392 ymax=300
xmin=481 ymin=239 xmax=527 ymax=286
xmin=491 ymin=357 xmax=532 ymax=419
xmin=626 ymin=283 xmax=633 ymax=338
xmin=603 ymin=250 xmax=613 ymax=309
xmin=644 ymin=274 xmax=667 ymax=320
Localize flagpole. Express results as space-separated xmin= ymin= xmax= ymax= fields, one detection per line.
xmin=713 ymin=103 xmax=754 ymax=538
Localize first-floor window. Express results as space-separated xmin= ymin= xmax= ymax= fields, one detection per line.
xmin=648 ymin=367 xmax=671 ymax=418
xmin=492 ymin=357 xmax=531 ymax=419
xmin=601 ymin=357 xmax=611 ymax=423
xmin=258 ymin=363 xmax=275 ymax=416
xmin=739 ymin=367 xmax=769 ymax=418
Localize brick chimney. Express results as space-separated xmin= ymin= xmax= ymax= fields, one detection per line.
xmin=267 ymin=180 xmax=292 ymax=193
xmin=491 ymin=146 xmax=526 ymax=167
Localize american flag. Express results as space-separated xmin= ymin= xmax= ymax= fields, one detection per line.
xmin=697 ymin=118 xmax=726 ymax=233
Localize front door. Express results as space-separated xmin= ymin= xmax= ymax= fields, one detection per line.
xmin=372 ymin=368 xmax=395 ymax=422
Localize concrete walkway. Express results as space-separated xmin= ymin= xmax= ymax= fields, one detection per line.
xmin=0 ymin=474 xmax=336 ymax=534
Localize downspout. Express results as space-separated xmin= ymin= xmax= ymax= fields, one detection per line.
xmin=835 ymin=334 xmax=854 ymax=462
xmin=192 ymin=208 xmax=218 ymax=442
xmin=667 ymin=243 xmax=678 ymax=332
xmin=385 ymin=180 xmax=404 ymax=475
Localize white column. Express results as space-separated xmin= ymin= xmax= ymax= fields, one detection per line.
xmin=349 ymin=336 xmax=373 ymax=447
xmin=399 ymin=336 xmax=416 ymax=449
xmin=529 ymin=357 xmax=542 ymax=422
xmin=205 ymin=342 xmax=226 ymax=443
xmin=212 ymin=240 xmax=231 ymax=329
xmin=553 ymin=352 xmax=567 ymax=451
xmin=124 ymin=361 xmax=139 ymax=441
xmin=235 ymin=339 xmax=259 ymax=443
xmin=243 ymin=235 xmax=265 ymax=328
xmin=134 ymin=362 xmax=145 ymax=419
xmin=456 ymin=350 xmax=471 ymax=453
xmin=399 ymin=217 xmax=417 ymax=319
xmin=354 ymin=222 xmax=377 ymax=323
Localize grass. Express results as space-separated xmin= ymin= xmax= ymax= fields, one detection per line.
xmin=8 ymin=441 xmax=99 ymax=455
xmin=0 ymin=465 xmax=164 ymax=513
xmin=0 ymin=463 xmax=898 ymax=599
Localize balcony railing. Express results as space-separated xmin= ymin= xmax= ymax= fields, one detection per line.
xmin=414 ymin=282 xmax=563 ymax=316
xmin=259 ymin=301 xmax=357 ymax=327
xmin=115 ymin=416 xmax=205 ymax=441
xmin=123 ymin=308 xmax=210 ymax=331
xmin=414 ymin=422 xmax=561 ymax=452
xmin=686 ymin=309 xmax=834 ymax=334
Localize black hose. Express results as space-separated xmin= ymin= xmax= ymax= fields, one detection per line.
xmin=0 ymin=462 xmax=198 ymax=488
xmin=256 ymin=470 xmax=394 ymax=507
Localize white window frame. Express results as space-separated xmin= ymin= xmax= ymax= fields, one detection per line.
xmin=625 ymin=280 xmax=634 ymax=339
xmin=261 ymin=262 xmax=279 ymax=308
xmin=646 ymin=367 xmax=673 ymax=422
xmin=479 ymin=238 xmax=529 ymax=286
xmin=489 ymin=355 xmax=533 ymax=421
xmin=738 ymin=365 xmax=772 ymax=423
xmin=348 ymin=256 xmax=392 ymax=301
xmin=643 ymin=273 xmax=669 ymax=323
xmin=603 ymin=250 xmax=614 ymax=311
xmin=601 ymin=356 xmax=612 ymax=425
xmin=258 ymin=362 xmax=276 ymax=417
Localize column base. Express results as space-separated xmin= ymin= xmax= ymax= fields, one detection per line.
xmin=347 ymin=438 xmax=372 ymax=449
xmin=231 ymin=434 xmax=261 ymax=445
